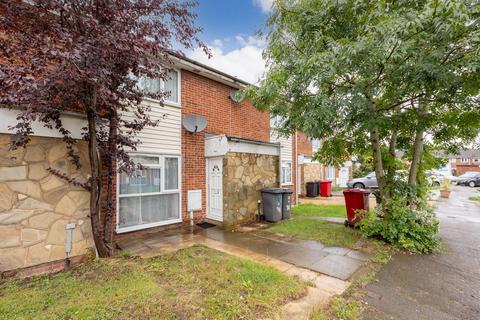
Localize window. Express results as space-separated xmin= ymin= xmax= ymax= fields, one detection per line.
xmin=461 ymin=158 xmax=469 ymax=163
xmin=137 ymin=70 xmax=179 ymax=104
xmin=327 ymin=166 xmax=335 ymax=179
xmin=118 ymin=154 xmax=181 ymax=232
xmin=281 ymin=161 xmax=292 ymax=185
xmin=311 ymin=139 xmax=321 ymax=152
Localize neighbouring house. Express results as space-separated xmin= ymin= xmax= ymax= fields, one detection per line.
xmin=0 ymin=56 xmax=300 ymax=275
xmin=295 ymin=132 xmax=353 ymax=196
xmin=448 ymin=150 xmax=480 ymax=175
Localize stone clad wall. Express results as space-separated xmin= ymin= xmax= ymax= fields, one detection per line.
xmin=301 ymin=163 xmax=322 ymax=195
xmin=223 ymin=152 xmax=279 ymax=227
xmin=0 ymin=134 xmax=93 ymax=272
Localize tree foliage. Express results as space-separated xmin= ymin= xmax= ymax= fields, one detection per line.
xmin=0 ymin=0 xmax=208 ymax=256
xmin=246 ymin=0 xmax=480 ymax=203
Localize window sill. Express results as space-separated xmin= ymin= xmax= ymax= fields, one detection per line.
xmin=142 ymin=97 xmax=181 ymax=108
xmin=116 ymin=218 xmax=183 ymax=234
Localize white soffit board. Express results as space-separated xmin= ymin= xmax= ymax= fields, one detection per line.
xmin=205 ymin=135 xmax=229 ymax=157
xmin=229 ymin=140 xmax=279 ymax=156
xmin=205 ymin=135 xmax=280 ymax=157
xmin=0 ymin=108 xmax=86 ymax=139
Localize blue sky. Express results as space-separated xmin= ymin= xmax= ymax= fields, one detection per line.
xmin=188 ymin=0 xmax=273 ymax=84
xmin=194 ymin=0 xmax=268 ymax=51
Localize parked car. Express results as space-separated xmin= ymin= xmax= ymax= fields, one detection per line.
xmin=426 ymin=171 xmax=444 ymax=187
xmin=456 ymin=172 xmax=480 ymax=187
xmin=348 ymin=171 xmax=443 ymax=189
xmin=347 ymin=172 xmax=378 ymax=189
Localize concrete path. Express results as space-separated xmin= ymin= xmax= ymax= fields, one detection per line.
xmin=363 ymin=186 xmax=480 ymax=320
xmin=117 ymin=225 xmax=362 ymax=319
xmin=196 ymin=227 xmax=370 ymax=281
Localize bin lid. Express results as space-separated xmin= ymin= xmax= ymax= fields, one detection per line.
xmin=261 ymin=188 xmax=284 ymax=194
xmin=280 ymin=188 xmax=293 ymax=194
xmin=343 ymin=188 xmax=370 ymax=194
xmin=306 ymin=181 xmax=316 ymax=185
xmin=320 ymin=180 xmax=332 ymax=183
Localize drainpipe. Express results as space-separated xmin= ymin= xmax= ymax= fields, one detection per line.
xmin=65 ymin=223 xmax=76 ymax=268
xmin=294 ymin=131 xmax=298 ymax=201
xmin=278 ymin=142 xmax=282 ymax=188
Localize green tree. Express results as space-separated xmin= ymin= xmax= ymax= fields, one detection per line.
xmin=247 ymin=0 xmax=480 ymax=205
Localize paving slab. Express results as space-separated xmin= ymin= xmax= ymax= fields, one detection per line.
xmin=277 ymin=247 xmax=328 ymax=267
xmin=322 ymin=246 xmax=351 ymax=256
xmin=346 ymin=250 xmax=372 ymax=261
xmin=309 ymin=254 xmax=363 ymax=280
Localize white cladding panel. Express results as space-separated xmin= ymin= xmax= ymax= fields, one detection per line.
xmin=121 ymin=99 xmax=181 ymax=155
xmin=270 ymin=130 xmax=293 ymax=162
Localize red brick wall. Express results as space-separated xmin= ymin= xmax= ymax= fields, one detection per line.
xmin=297 ymin=131 xmax=312 ymax=157
xmin=181 ymin=70 xmax=271 ymax=221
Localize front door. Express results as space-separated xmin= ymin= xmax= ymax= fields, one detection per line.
xmin=207 ymin=157 xmax=223 ymax=221
xmin=338 ymin=167 xmax=349 ymax=187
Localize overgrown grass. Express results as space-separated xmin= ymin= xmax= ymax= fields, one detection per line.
xmin=292 ymin=204 xmax=346 ymax=218
xmin=0 ymin=246 xmax=307 ymax=320
xmin=268 ymin=218 xmax=361 ymax=248
xmin=468 ymin=196 xmax=480 ymax=201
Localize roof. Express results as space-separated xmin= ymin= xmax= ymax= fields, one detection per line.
xmin=170 ymin=54 xmax=253 ymax=89
xmin=440 ymin=149 xmax=480 ymax=159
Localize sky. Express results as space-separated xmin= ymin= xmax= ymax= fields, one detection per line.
xmin=187 ymin=0 xmax=274 ymax=84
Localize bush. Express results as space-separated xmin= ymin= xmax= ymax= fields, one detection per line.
xmin=358 ymin=196 xmax=440 ymax=254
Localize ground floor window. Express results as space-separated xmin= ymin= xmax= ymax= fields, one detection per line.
xmin=117 ymin=154 xmax=181 ymax=232
xmin=327 ymin=166 xmax=335 ymax=180
xmin=281 ymin=161 xmax=292 ymax=185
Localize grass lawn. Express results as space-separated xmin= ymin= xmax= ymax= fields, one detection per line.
xmin=292 ymin=203 xmax=347 ymax=218
xmin=468 ymin=196 xmax=480 ymax=201
xmin=0 ymin=246 xmax=307 ymax=320
xmin=268 ymin=218 xmax=361 ymax=248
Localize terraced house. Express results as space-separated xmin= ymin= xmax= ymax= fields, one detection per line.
xmin=0 ymin=56 xmax=298 ymax=275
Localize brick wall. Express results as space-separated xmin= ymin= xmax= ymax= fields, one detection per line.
xmin=297 ymin=131 xmax=312 ymax=157
xmin=181 ymin=70 xmax=271 ymax=221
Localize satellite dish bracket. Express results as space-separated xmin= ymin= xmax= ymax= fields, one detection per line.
xmin=182 ymin=114 xmax=207 ymax=134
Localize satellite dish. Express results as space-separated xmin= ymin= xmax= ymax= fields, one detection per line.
xmin=229 ymin=90 xmax=243 ymax=103
xmin=182 ymin=114 xmax=207 ymax=133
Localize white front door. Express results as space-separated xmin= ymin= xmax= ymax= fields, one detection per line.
xmin=207 ymin=157 xmax=223 ymax=221
xmin=338 ymin=167 xmax=349 ymax=187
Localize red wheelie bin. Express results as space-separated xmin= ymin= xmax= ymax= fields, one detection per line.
xmin=343 ymin=189 xmax=370 ymax=226
xmin=319 ymin=180 xmax=332 ymax=197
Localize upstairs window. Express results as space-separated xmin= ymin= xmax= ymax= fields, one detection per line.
xmin=138 ymin=69 xmax=180 ymax=105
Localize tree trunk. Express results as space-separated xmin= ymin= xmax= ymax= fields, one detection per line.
xmin=87 ymin=87 xmax=110 ymax=258
xmin=370 ymin=126 xmax=388 ymax=203
xmin=386 ymin=128 xmax=398 ymax=185
xmin=408 ymin=104 xmax=426 ymax=187
xmin=103 ymin=111 xmax=117 ymax=254
xmin=365 ymin=97 xmax=388 ymax=204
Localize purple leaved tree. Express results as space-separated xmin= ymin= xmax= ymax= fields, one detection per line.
xmin=0 ymin=0 xmax=209 ymax=256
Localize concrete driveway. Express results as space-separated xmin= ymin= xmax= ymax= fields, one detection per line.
xmin=363 ymin=186 xmax=480 ymax=320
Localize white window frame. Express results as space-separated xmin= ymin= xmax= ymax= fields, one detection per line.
xmin=327 ymin=166 xmax=336 ymax=180
xmin=138 ymin=68 xmax=181 ymax=107
xmin=116 ymin=153 xmax=182 ymax=233
xmin=281 ymin=160 xmax=293 ymax=185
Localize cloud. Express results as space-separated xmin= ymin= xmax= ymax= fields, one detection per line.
xmin=253 ymin=0 xmax=274 ymax=13
xmin=188 ymin=36 xmax=266 ymax=84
